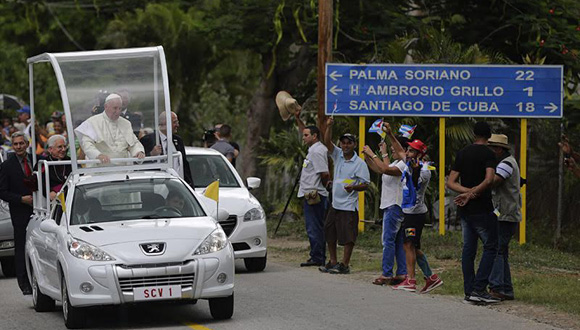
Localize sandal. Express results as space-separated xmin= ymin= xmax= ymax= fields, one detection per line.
xmin=372 ymin=275 xmax=393 ymax=286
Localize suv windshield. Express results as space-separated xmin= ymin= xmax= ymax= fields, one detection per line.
xmin=187 ymin=155 xmax=240 ymax=188
xmin=70 ymin=178 xmax=205 ymax=225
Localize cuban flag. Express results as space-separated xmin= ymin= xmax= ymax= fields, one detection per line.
xmin=398 ymin=124 xmax=416 ymax=139
xmin=368 ymin=119 xmax=386 ymax=138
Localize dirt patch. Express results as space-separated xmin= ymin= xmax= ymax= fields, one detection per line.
xmin=268 ymin=237 xmax=580 ymax=330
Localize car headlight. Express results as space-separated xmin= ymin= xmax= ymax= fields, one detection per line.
xmin=243 ymin=207 xmax=264 ymax=221
xmin=193 ymin=227 xmax=227 ymax=255
xmin=68 ymin=238 xmax=115 ymax=261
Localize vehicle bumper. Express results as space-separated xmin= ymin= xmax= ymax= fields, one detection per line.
xmin=229 ymin=218 xmax=267 ymax=259
xmin=64 ymin=245 xmax=235 ymax=307
xmin=0 ymin=239 xmax=15 ymax=258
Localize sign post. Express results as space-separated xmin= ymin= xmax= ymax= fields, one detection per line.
xmin=325 ymin=63 xmax=563 ymax=238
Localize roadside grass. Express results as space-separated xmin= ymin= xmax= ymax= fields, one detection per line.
xmin=268 ymin=218 xmax=580 ymax=316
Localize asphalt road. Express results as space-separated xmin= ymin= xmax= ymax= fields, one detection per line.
xmin=0 ymin=261 xmax=560 ymax=330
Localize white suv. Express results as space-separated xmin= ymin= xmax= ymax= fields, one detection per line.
xmin=185 ymin=147 xmax=267 ymax=272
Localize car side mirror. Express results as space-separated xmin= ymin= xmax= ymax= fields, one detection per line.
xmin=247 ymin=177 xmax=261 ymax=190
xmin=40 ymin=219 xmax=59 ymax=233
xmin=210 ymin=208 xmax=230 ymax=222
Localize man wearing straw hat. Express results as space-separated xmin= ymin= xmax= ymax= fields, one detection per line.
xmin=277 ymin=91 xmax=330 ymax=267
xmin=75 ymin=93 xmax=145 ymax=165
xmin=487 ymin=134 xmax=521 ymax=301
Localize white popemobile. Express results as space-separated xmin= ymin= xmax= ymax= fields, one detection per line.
xmin=185 ymin=147 xmax=268 ymax=272
xmin=24 ymin=47 xmax=234 ymax=329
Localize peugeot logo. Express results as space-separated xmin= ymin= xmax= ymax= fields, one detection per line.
xmin=140 ymin=242 xmax=166 ymax=256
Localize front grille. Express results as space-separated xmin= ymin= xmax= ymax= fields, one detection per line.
xmin=232 ymin=243 xmax=250 ymax=251
xmin=219 ymin=215 xmax=237 ymax=237
xmin=118 ymin=273 xmax=195 ymax=291
xmin=118 ymin=261 xmax=189 ymax=269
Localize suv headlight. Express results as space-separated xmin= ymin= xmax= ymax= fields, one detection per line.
xmin=68 ymin=238 xmax=115 ymax=261
xmin=194 ymin=227 xmax=228 ymax=255
xmin=243 ymin=207 xmax=264 ymax=221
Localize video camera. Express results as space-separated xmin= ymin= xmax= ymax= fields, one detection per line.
xmin=91 ymin=90 xmax=110 ymax=115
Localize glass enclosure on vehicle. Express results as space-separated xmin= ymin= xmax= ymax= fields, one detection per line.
xmin=70 ymin=178 xmax=205 ymax=225
xmin=186 ymin=155 xmax=240 ymax=188
xmin=27 ymin=47 xmax=176 ymax=173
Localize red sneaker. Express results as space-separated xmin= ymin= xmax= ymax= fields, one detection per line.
xmin=391 ymin=276 xmax=417 ymax=292
xmin=420 ymin=274 xmax=443 ymax=294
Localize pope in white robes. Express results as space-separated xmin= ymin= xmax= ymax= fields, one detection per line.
xmin=75 ymin=93 xmax=145 ymax=165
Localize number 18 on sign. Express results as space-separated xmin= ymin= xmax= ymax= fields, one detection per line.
xmin=325 ymin=64 xmax=563 ymax=118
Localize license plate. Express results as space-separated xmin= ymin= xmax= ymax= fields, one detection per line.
xmin=133 ymin=285 xmax=181 ymax=301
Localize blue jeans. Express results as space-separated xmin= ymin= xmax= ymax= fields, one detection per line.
xmin=461 ymin=212 xmax=498 ymax=295
xmin=489 ymin=221 xmax=517 ymax=294
xmin=381 ymin=205 xmax=407 ymax=277
xmin=303 ymin=195 xmax=327 ymax=264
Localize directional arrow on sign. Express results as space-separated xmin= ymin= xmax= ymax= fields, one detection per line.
xmin=329 ymin=85 xmax=343 ymax=96
xmin=544 ymin=103 xmax=558 ymax=113
xmin=329 ymin=71 xmax=343 ymax=81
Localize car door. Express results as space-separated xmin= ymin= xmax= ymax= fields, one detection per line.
xmin=43 ymin=201 xmax=63 ymax=288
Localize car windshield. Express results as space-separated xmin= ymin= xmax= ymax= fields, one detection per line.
xmin=70 ymin=178 xmax=206 ymax=225
xmin=187 ymin=155 xmax=240 ymax=188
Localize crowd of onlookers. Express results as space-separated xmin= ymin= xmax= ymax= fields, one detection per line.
xmin=0 ymin=107 xmax=67 ymax=159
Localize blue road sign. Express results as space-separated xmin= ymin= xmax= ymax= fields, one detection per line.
xmin=325 ymin=63 xmax=563 ymax=118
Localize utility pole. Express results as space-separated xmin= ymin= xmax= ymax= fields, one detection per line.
xmin=317 ymin=0 xmax=333 ymax=134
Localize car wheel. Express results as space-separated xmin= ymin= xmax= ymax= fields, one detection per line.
xmin=243 ymin=253 xmax=267 ymax=272
xmin=0 ymin=257 xmax=16 ymax=277
xmin=208 ymin=293 xmax=234 ymax=320
xmin=32 ymin=270 xmax=55 ymax=312
xmin=61 ymin=275 xmax=85 ymax=329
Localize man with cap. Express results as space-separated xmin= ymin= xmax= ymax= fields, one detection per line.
xmin=447 ymin=121 xmax=500 ymax=305
xmin=391 ymin=138 xmax=443 ymax=293
xmin=487 ymin=134 xmax=521 ymax=301
xmin=75 ymin=93 xmax=145 ymax=165
xmin=319 ymin=117 xmax=370 ymax=274
xmin=13 ymin=106 xmax=31 ymax=133
xmin=293 ymin=106 xmax=330 ymax=268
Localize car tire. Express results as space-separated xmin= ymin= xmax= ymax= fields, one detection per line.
xmin=0 ymin=257 xmax=16 ymax=277
xmin=32 ymin=270 xmax=55 ymax=312
xmin=243 ymin=253 xmax=267 ymax=272
xmin=209 ymin=293 xmax=234 ymax=320
xmin=61 ymin=275 xmax=85 ymax=329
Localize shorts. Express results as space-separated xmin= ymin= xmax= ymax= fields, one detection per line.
xmin=324 ymin=207 xmax=359 ymax=246
xmin=402 ymin=212 xmax=426 ymax=249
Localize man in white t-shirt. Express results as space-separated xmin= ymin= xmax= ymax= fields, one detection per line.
xmin=294 ymin=109 xmax=330 ymax=267
xmin=363 ymin=122 xmax=408 ymax=286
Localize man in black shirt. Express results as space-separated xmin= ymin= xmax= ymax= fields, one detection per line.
xmin=447 ymin=121 xmax=500 ymax=304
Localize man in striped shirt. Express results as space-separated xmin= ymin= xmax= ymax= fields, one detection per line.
xmin=488 ymin=134 xmax=521 ymax=301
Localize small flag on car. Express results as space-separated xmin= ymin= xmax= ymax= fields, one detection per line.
xmin=204 ymin=180 xmax=219 ymax=202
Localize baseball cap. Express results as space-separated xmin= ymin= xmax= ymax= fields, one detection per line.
xmin=51 ymin=111 xmax=64 ymax=118
xmin=17 ymin=106 xmax=30 ymax=115
xmin=407 ymin=139 xmax=427 ymax=155
xmin=339 ymin=133 xmax=356 ymax=143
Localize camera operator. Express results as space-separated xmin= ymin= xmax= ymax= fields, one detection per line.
xmin=203 ymin=129 xmax=217 ymax=148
